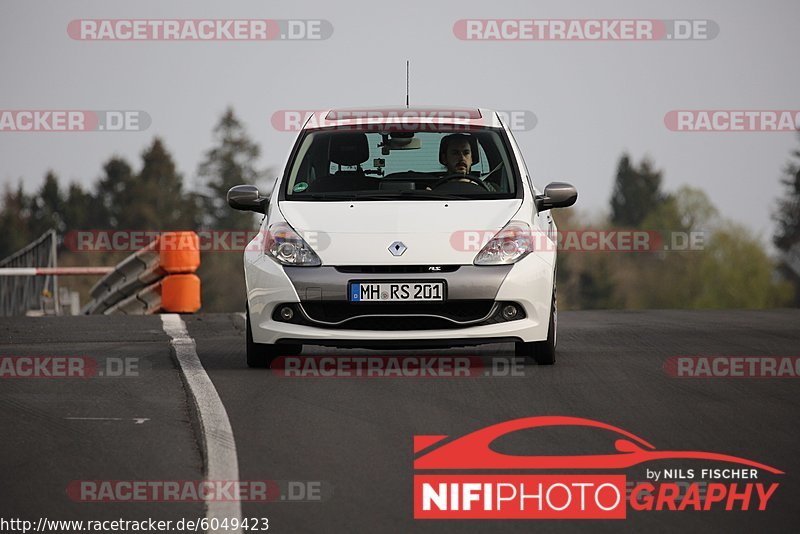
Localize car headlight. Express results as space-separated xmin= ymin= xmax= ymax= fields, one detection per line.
xmin=473 ymin=221 xmax=534 ymax=265
xmin=264 ymin=222 xmax=321 ymax=266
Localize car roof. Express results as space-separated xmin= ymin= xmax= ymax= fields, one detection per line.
xmin=302 ymin=106 xmax=503 ymax=130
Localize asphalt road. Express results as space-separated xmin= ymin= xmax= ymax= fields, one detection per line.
xmin=1 ymin=310 xmax=798 ymax=533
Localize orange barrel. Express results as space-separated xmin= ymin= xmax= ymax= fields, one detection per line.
xmin=161 ymin=274 xmax=201 ymax=313
xmin=159 ymin=231 xmax=200 ymax=273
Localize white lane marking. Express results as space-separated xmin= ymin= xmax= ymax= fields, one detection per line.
xmin=162 ymin=314 xmax=241 ymax=534
xmin=65 ymin=417 xmax=150 ymax=424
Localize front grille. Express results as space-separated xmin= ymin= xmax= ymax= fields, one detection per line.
xmin=326 ymin=316 xmax=474 ymax=330
xmin=334 ymin=265 xmax=460 ymax=274
xmin=272 ymin=300 xmax=526 ymax=330
xmin=301 ymin=300 xmax=493 ymax=324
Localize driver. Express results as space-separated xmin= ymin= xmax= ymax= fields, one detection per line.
xmin=431 ymin=133 xmax=496 ymax=191
xmin=441 ymin=134 xmax=474 ymax=175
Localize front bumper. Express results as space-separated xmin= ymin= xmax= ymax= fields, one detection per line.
xmin=244 ymin=253 xmax=554 ymax=346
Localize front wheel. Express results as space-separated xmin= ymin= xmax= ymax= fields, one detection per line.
xmin=515 ymin=287 xmax=557 ymax=365
xmin=246 ymin=306 xmax=302 ymax=368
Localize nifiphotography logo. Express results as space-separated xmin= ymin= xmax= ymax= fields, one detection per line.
xmin=413 ymin=416 xmax=783 ymax=519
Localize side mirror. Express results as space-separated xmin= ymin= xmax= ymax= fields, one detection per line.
xmin=536 ymin=182 xmax=577 ymax=211
xmin=227 ymin=185 xmax=268 ymax=214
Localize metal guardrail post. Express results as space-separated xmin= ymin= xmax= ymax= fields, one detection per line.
xmin=51 ymin=229 xmax=60 ymax=316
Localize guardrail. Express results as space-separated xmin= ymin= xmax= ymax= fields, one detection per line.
xmin=83 ymin=231 xmax=201 ymax=315
xmin=0 ymin=230 xmax=59 ymax=316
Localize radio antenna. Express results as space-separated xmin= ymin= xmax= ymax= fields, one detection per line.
xmin=406 ymin=60 xmax=409 ymax=108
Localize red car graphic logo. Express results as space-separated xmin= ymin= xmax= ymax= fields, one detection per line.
xmin=414 ymin=416 xmax=783 ymax=473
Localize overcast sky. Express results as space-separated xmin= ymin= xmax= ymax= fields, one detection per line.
xmin=2 ymin=0 xmax=798 ymax=251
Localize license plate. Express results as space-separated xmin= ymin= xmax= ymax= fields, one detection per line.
xmin=349 ymin=281 xmax=445 ymax=302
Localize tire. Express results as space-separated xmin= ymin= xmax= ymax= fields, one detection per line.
xmin=515 ymin=285 xmax=557 ymax=365
xmin=245 ymin=305 xmax=302 ymax=368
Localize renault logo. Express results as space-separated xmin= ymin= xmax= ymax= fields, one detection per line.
xmin=388 ymin=241 xmax=407 ymax=256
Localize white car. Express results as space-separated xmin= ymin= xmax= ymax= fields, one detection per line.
xmin=228 ymin=107 xmax=576 ymax=367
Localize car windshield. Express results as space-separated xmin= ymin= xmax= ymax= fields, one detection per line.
xmin=284 ymin=128 xmax=518 ymax=200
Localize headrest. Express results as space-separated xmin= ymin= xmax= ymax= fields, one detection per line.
xmin=329 ymin=133 xmax=369 ymax=166
xmin=439 ymin=134 xmax=480 ymax=166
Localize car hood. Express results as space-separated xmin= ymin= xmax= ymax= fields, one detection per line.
xmin=277 ymin=199 xmax=523 ymax=265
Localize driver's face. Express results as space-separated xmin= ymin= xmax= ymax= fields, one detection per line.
xmin=445 ymin=139 xmax=473 ymax=174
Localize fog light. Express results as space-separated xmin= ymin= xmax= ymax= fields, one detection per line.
xmin=280 ymin=306 xmax=294 ymax=321
xmin=502 ymin=304 xmax=518 ymax=320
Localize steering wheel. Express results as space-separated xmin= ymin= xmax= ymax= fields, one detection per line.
xmin=430 ymin=173 xmax=491 ymax=191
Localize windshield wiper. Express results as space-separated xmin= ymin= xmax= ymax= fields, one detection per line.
xmin=351 ymin=190 xmax=471 ymax=200
xmin=293 ymin=191 xmax=470 ymax=201
xmin=295 ymin=193 xmax=361 ymax=200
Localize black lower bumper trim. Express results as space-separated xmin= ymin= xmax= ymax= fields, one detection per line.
xmin=274 ymin=337 xmax=523 ymax=349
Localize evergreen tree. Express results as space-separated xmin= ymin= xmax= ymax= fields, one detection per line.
xmin=610 ymin=154 xmax=665 ymax=227
xmin=95 ymin=157 xmax=135 ymax=228
xmin=93 ymin=146 xmax=196 ymax=231
xmin=0 ymin=182 xmax=32 ymax=258
xmin=135 ymin=138 xmax=194 ymax=230
xmin=198 ymin=108 xmax=265 ymax=231
xmin=195 ymin=108 xmax=268 ymax=312
xmin=773 ymin=137 xmax=800 ymax=305
xmin=29 ymin=171 xmax=65 ymax=235
xmin=63 ymin=183 xmax=96 ymax=230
